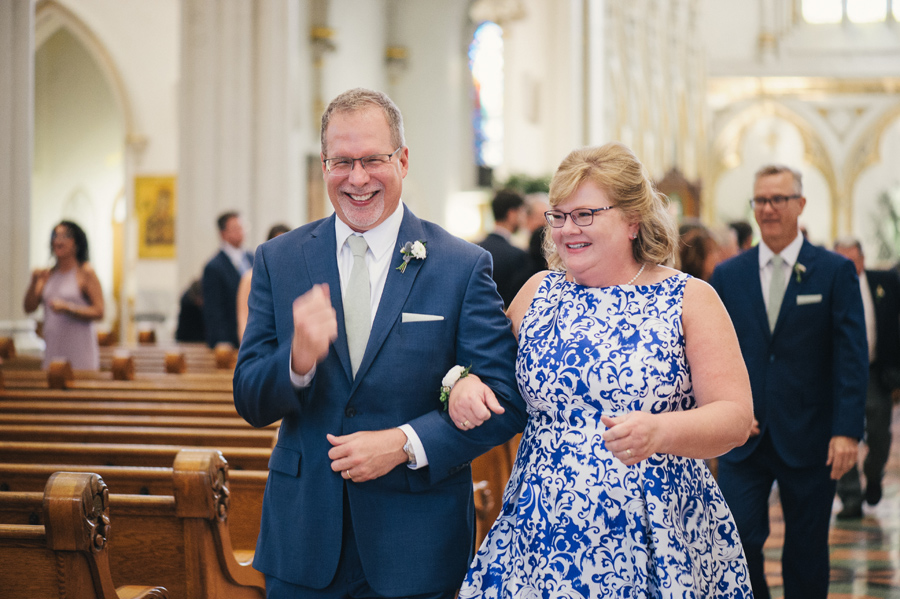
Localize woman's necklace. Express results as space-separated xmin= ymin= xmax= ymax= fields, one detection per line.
xmin=624 ymin=263 xmax=645 ymax=285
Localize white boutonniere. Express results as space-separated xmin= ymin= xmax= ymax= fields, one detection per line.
xmin=439 ymin=364 xmax=471 ymax=411
xmin=397 ymin=240 xmax=427 ymax=273
xmin=794 ymin=263 xmax=806 ymax=283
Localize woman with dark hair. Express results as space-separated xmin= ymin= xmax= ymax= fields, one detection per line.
xmin=23 ymin=221 xmax=104 ymax=369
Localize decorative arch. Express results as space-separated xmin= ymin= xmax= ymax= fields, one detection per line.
xmin=844 ymin=103 xmax=900 ymax=206
xmin=709 ymin=100 xmax=839 ymax=238
xmin=35 ymin=0 xmax=136 ymax=137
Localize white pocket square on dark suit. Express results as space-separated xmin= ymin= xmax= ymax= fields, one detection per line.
xmin=796 ymin=294 xmax=823 ymax=305
xmin=402 ymin=312 xmax=444 ymax=323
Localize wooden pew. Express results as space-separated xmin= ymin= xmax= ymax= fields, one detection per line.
xmin=0 ymin=441 xmax=271 ymax=471
xmin=0 ymin=387 xmax=234 ymax=404
xmin=0 ymin=423 xmax=275 ymax=448
xmin=0 ymin=450 xmax=265 ymax=599
xmin=0 ymin=399 xmax=243 ymax=419
xmin=0 ymin=471 xmax=169 ymax=599
xmin=0 ymin=459 xmax=265 ymax=551
xmin=0 ymin=362 xmax=234 ymax=393
xmin=0 ymin=413 xmax=276 ymax=430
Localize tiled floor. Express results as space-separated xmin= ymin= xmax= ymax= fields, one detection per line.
xmin=762 ymin=410 xmax=900 ymax=598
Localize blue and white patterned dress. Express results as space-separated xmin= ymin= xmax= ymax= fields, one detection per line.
xmin=460 ymin=271 xmax=751 ymax=599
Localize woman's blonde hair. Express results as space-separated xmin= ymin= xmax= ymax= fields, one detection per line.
xmin=543 ymin=142 xmax=678 ymax=270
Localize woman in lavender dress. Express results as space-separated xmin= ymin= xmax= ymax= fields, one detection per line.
xmin=450 ymin=143 xmax=754 ymax=598
xmin=24 ymin=221 xmax=104 ymax=370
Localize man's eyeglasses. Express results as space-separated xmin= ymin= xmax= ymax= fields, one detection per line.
xmin=323 ymin=146 xmax=403 ymax=175
xmin=750 ymin=194 xmax=801 ymax=209
xmin=544 ymin=206 xmax=615 ymax=228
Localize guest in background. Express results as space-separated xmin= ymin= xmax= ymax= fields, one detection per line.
xmin=678 ymin=223 xmax=720 ymax=281
xmin=478 ymin=190 xmax=533 ymax=307
xmin=175 ymin=279 xmax=205 ymax=343
xmin=525 ymin=193 xmax=550 ymax=273
xmin=710 ymin=164 xmax=867 ymax=598
xmin=729 ymin=220 xmax=754 ymax=252
xmin=23 ymin=220 xmax=104 ymax=369
xmin=834 ymin=237 xmax=900 ymax=519
xmin=202 ymin=211 xmax=253 ymax=348
xmin=236 ymin=223 xmax=290 ymax=342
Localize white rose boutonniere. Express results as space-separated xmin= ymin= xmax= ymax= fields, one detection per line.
xmin=397 ymin=240 xmax=427 ymax=273
xmin=439 ymin=364 xmax=471 ymax=411
xmin=794 ymin=263 xmax=806 ymax=283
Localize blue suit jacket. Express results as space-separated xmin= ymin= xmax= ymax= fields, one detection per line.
xmin=202 ymin=249 xmax=252 ymax=348
xmin=710 ymin=240 xmax=867 ymax=468
xmin=233 ymin=209 xmax=527 ymax=595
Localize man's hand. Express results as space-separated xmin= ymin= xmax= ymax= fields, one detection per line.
xmin=328 ymin=428 xmax=408 ymax=483
xmin=827 ymin=435 xmax=859 ymax=480
xmin=448 ymin=374 xmax=504 ymax=430
xmin=291 ymin=284 xmax=338 ymax=375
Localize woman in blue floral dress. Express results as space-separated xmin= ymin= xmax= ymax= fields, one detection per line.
xmin=450 ymin=143 xmax=754 ymax=598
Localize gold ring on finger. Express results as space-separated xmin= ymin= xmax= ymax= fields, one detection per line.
xmin=626 ymin=449 xmax=633 ymax=459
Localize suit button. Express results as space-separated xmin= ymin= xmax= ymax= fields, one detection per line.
xmin=345 ymin=407 xmax=356 ymax=417
xmin=769 ymin=354 xmax=775 ymax=363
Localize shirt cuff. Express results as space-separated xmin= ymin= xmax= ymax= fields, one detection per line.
xmin=398 ymin=424 xmax=428 ymax=469
xmin=289 ymin=355 xmax=316 ymax=388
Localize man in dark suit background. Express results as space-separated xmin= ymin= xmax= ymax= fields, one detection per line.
xmin=201 ymin=211 xmax=253 ymax=348
xmin=710 ymin=164 xmax=867 ymax=599
xmin=478 ymin=190 xmax=532 ymax=307
xmin=834 ymin=237 xmax=900 ymax=518
xmin=233 ymin=88 xmax=526 ymax=599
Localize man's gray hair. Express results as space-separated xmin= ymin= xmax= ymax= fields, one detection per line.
xmin=834 ymin=235 xmax=863 ymax=255
xmin=320 ymin=88 xmax=405 ymax=157
xmin=754 ymin=164 xmax=803 ymax=194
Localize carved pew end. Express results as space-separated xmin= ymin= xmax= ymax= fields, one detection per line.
xmin=164 ymin=352 xmax=187 ymax=374
xmin=47 ymin=359 xmax=74 ymax=390
xmin=0 ymin=336 xmax=15 ymax=360
xmin=214 ymin=343 xmax=237 ymax=370
xmin=111 ymin=354 xmax=136 ymax=381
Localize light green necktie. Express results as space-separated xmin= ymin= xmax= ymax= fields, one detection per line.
xmin=767 ymin=255 xmax=786 ymax=332
xmin=345 ymin=235 xmax=371 ymax=377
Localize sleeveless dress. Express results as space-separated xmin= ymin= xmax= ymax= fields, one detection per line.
xmin=459 ymin=271 xmax=751 ymax=598
xmin=41 ymin=268 xmax=100 ymax=370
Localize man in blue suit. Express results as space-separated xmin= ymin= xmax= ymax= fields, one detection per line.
xmin=234 ymin=88 xmax=527 ymax=599
xmin=833 ymin=237 xmax=900 ymax=518
xmin=710 ymin=164 xmax=867 ymax=599
xmin=202 ymin=211 xmax=253 ymax=348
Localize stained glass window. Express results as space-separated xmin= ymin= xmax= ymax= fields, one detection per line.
xmin=469 ymin=21 xmax=504 ymax=168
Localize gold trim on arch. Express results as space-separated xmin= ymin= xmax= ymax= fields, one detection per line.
xmin=35 ymin=0 xmax=136 ymax=137
xmin=709 ymin=101 xmax=839 ymax=239
xmin=843 ymin=105 xmax=900 ymax=227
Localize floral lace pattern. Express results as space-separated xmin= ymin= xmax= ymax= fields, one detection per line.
xmin=460 ymin=271 xmax=751 ymax=598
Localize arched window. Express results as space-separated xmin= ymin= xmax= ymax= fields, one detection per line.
xmin=802 ymin=0 xmax=890 ymax=23
xmin=469 ymin=21 xmax=504 ymax=171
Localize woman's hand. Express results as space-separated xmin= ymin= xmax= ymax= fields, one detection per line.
xmin=49 ymin=298 xmax=69 ymax=313
xmin=448 ymin=374 xmax=505 ymax=430
xmin=601 ymin=412 xmax=662 ymax=466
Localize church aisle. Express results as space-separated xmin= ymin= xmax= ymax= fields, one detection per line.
xmin=763 ymin=407 xmax=900 ymax=598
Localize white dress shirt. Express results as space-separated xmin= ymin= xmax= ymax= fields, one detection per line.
xmin=222 ymin=242 xmax=251 ymax=275
xmin=859 ymin=271 xmax=877 ymax=364
xmin=288 ymin=203 xmax=428 ymax=468
xmin=758 ymin=232 xmax=804 ymax=313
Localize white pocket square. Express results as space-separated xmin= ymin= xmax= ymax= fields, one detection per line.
xmin=402 ymin=312 xmax=444 ymax=323
xmin=796 ymin=294 xmax=822 ymax=305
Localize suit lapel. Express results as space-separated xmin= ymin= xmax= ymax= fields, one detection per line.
xmin=741 ymin=247 xmax=771 ymax=340
xmin=350 ymin=210 xmax=427 ymax=391
xmin=302 ymin=215 xmax=352 ymax=381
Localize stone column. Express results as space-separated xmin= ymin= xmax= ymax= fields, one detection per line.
xmin=0 ymin=0 xmax=35 ymax=325
xmin=177 ymin=0 xmax=306 ymax=291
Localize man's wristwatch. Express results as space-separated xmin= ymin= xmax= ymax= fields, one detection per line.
xmin=403 ymin=438 xmax=417 ymax=467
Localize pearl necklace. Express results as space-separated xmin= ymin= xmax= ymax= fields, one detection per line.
xmin=624 ymin=263 xmax=645 ymax=286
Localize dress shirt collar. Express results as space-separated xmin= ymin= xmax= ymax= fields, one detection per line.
xmin=491 ymin=226 xmax=513 ymax=241
xmin=758 ymin=232 xmax=804 ymax=271
xmin=221 ymin=242 xmax=248 ymax=271
xmin=334 ymin=201 xmax=404 ymax=261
